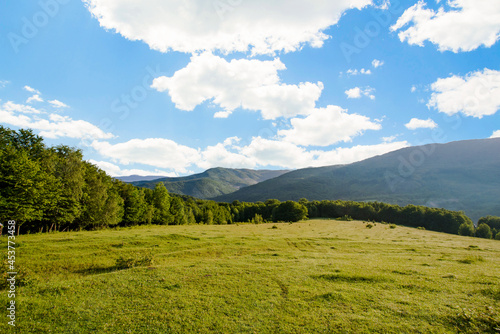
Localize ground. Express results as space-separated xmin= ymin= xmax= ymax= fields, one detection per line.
xmin=1 ymin=220 xmax=499 ymax=333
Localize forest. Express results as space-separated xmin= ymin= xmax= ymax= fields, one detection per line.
xmin=1 ymin=126 xmax=499 ymax=240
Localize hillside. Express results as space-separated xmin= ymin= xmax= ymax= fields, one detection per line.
xmin=131 ymin=167 xmax=289 ymax=199
xmin=215 ymin=138 xmax=500 ymax=221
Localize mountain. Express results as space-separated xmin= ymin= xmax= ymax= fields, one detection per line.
xmin=130 ymin=168 xmax=290 ymax=199
xmin=214 ymin=138 xmax=500 ymax=221
xmin=116 ymin=175 xmax=168 ymax=182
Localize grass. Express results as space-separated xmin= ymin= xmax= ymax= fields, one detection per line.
xmin=1 ymin=220 xmax=499 ymax=333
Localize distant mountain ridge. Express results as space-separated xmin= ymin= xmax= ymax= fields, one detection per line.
xmin=117 ymin=175 xmax=168 ymax=183
xmin=214 ymin=138 xmax=500 ymax=221
xmin=130 ymin=168 xmax=290 ymax=199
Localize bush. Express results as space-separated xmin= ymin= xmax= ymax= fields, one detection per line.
xmin=495 ymin=232 xmax=500 ymax=240
xmin=476 ymin=223 xmax=493 ymax=239
xmin=458 ymin=222 xmax=475 ymax=237
xmin=366 ymin=223 xmax=374 ymax=229
xmin=389 ymin=224 xmax=397 ymax=229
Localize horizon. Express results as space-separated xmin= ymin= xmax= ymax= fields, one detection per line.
xmin=1 ymin=1 xmax=499 ymax=177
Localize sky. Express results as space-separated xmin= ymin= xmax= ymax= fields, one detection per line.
xmin=1 ymin=0 xmax=499 ymax=177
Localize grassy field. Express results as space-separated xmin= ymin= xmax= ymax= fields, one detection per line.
xmin=1 ymin=220 xmax=499 ymax=333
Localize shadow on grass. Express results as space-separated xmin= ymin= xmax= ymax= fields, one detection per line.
xmin=313 ymin=273 xmax=391 ymax=284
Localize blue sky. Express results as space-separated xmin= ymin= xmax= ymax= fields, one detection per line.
xmin=1 ymin=0 xmax=499 ymax=176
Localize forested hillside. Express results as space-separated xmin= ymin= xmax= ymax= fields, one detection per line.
xmin=215 ymin=138 xmax=500 ymax=221
xmin=130 ymin=168 xmax=289 ymax=199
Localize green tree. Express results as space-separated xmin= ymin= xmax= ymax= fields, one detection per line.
xmin=458 ymin=222 xmax=475 ymax=237
xmin=272 ymin=201 xmax=308 ymax=222
xmin=0 ymin=146 xmax=45 ymax=234
xmin=476 ymin=223 xmax=493 ymax=239
xmin=78 ymin=163 xmax=124 ymax=229
xmin=44 ymin=146 xmax=85 ymax=230
xmin=152 ymin=183 xmax=171 ymax=225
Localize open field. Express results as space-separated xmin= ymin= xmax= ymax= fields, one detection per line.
xmin=1 ymin=220 xmax=499 ymax=333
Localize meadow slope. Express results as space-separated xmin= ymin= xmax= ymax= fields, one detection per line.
xmin=1 ymin=220 xmax=499 ymax=333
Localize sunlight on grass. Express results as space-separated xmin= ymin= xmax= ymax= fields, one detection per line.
xmin=1 ymin=220 xmax=499 ymax=333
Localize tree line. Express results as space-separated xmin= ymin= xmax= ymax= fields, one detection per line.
xmin=1 ymin=126 xmax=499 ymax=240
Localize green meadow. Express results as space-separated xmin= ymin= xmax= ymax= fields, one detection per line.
xmin=1 ymin=220 xmax=499 ymax=333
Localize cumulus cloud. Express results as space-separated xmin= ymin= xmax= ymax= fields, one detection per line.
xmin=84 ymin=0 xmax=372 ymax=55
xmin=346 ymin=68 xmax=372 ymax=76
xmin=23 ymin=85 xmax=40 ymax=94
xmin=491 ymin=130 xmax=500 ymax=138
xmin=3 ymin=101 xmax=42 ymax=114
xmin=88 ymin=160 xmax=176 ymax=177
xmin=91 ymin=138 xmax=201 ymax=173
xmin=90 ymin=133 xmax=408 ymax=173
xmin=372 ymin=59 xmax=384 ymax=68
xmin=48 ymin=99 xmax=69 ymax=108
xmin=311 ymin=140 xmax=409 ymax=167
xmin=151 ymin=53 xmax=323 ymax=120
xmin=239 ymin=137 xmax=408 ymax=169
xmin=197 ymin=137 xmax=257 ymax=170
xmin=428 ymin=68 xmax=500 ymax=118
xmin=405 ymin=118 xmax=438 ymax=130
xmin=0 ymin=102 xmax=113 ymax=140
xmin=345 ymin=87 xmax=375 ymax=100
xmin=27 ymin=94 xmax=44 ymax=104
xmin=278 ymin=106 xmax=382 ymax=147
xmin=391 ymin=0 xmax=500 ymax=52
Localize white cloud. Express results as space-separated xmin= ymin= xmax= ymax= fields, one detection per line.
xmin=24 ymin=85 xmax=40 ymax=94
xmin=411 ymin=85 xmax=417 ymax=93
xmin=84 ymin=0 xmax=372 ymax=55
xmin=151 ymin=53 xmax=323 ymax=120
xmin=48 ymin=99 xmax=69 ymax=108
xmin=3 ymin=101 xmax=42 ymax=114
xmin=0 ymin=102 xmax=114 ymax=140
xmin=278 ymin=106 xmax=382 ymax=147
xmin=372 ymin=59 xmax=384 ymax=68
xmin=27 ymin=94 xmax=44 ymax=104
xmin=311 ymin=141 xmax=409 ymax=167
xmin=491 ymin=130 xmax=500 ymax=138
xmin=91 ymin=138 xmax=201 ymax=173
xmin=345 ymin=87 xmax=375 ymax=100
xmin=198 ymin=139 xmax=257 ymax=170
xmin=428 ymin=68 xmax=500 ymax=118
xmin=240 ymin=137 xmax=409 ymax=169
xmin=90 ymin=134 xmax=409 ymax=173
xmin=0 ymin=80 xmax=10 ymax=88
xmin=346 ymin=68 xmax=372 ymax=76
xmin=88 ymin=160 xmax=176 ymax=177
xmin=405 ymin=118 xmax=438 ymax=130
xmin=239 ymin=137 xmax=315 ymax=169
xmin=391 ymin=0 xmax=500 ymax=52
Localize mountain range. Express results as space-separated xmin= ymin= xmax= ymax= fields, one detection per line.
xmin=213 ymin=138 xmax=500 ymax=221
xmin=128 ymin=168 xmax=290 ymax=199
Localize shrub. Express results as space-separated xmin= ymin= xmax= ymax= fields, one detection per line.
xmin=389 ymin=224 xmax=397 ymax=229
xmin=476 ymin=223 xmax=493 ymax=239
xmin=458 ymin=222 xmax=475 ymax=237
xmin=495 ymin=232 xmax=500 ymax=241
xmin=366 ymin=224 xmax=374 ymax=229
